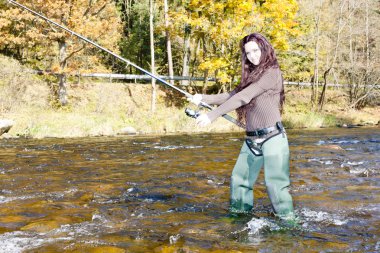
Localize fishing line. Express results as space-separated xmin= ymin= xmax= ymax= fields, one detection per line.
xmin=7 ymin=0 xmax=245 ymax=129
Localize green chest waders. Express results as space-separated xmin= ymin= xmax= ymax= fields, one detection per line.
xmin=230 ymin=132 xmax=294 ymax=217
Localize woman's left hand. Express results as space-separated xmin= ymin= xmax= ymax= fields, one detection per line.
xmin=187 ymin=94 xmax=203 ymax=106
xmin=196 ymin=114 xmax=211 ymax=127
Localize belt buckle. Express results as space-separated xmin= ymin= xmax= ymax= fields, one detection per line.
xmin=250 ymin=130 xmax=258 ymax=136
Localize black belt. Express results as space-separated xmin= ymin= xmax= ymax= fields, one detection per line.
xmin=246 ymin=122 xmax=284 ymax=137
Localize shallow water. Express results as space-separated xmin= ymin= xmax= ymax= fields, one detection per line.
xmin=0 ymin=128 xmax=379 ymax=252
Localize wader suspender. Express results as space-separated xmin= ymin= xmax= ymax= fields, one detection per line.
xmin=245 ymin=123 xmax=286 ymax=156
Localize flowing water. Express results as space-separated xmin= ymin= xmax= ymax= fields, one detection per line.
xmin=0 ymin=127 xmax=379 ymax=252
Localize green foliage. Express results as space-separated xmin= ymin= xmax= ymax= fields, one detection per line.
xmin=115 ymin=0 xmax=167 ymax=75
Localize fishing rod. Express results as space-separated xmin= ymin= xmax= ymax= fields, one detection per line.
xmin=7 ymin=0 xmax=245 ymax=129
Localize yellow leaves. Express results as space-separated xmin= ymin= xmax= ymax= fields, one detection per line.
xmin=255 ymin=0 xmax=300 ymax=52
xmin=199 ymin=58 xmax=229 ymax=72
xmin=189 ymin=16 xmax=210 ymax=31
xmin=189 ymin=0 xmax=213 ymax=10
xmin=213 ymin=3 xmax=225 ymax=12
xmin=237 ymin=1 xmax=254 ymax=13
xmin=216 ymin=71 xmax=231 ymax=84
xmin=166 ymin=0 xmax=301 ymax=85
xmin=199 ymin=58 xmax=231 ymax=84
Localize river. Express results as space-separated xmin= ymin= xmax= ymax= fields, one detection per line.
xmin=0 ymin=127 xmax=379 ymax=252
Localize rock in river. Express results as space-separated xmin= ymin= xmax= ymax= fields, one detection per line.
xmin=0 ymin=119 xmax=14 ymax=136
xmin=118 ymin=126 xmax=137 ymax=135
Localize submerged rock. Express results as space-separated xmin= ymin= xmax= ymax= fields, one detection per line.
xmin=21 ymin=220 xmax=60 ymax=233
xmin=0 ymin=119 xmax=14 ymax=136
xmin=322 ymin=144 xmax=345 ymax=151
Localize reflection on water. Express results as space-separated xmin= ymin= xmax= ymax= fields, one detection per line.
xmin=0 ymin=128 xmax=379 ymax=252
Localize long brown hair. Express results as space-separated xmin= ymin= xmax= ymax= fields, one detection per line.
xmin=235 ymin=33 xmax=285 ymax=123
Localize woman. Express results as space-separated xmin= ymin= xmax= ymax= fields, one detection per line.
xmin=189 ymin=33 xmax=294 ymax=219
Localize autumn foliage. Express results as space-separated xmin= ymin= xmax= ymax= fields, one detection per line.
xmin=1 ymin=0 xmax=121 ymax=71
xmin=166 ymin=0 xmax=299 ymax=87
xmin=0 ymin=0 xmax=378 ymax=108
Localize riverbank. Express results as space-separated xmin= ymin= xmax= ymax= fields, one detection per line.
xmin=0 ymin=56 xmax=379 ymax=139
xmin=1 ymin=81 xmax=378 ymax=139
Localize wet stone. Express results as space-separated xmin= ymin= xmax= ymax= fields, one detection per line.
xmin=0 ymin=119 xmax=14 ymax=136
xmin=21 ymin=220 xmax=61 ymax=233
xmin=70 ymin=246 xmax=126 ymax=253
xmin=118 ymin=126 xmax=137 ymax=135
xmin=21 ymin=217 xmax=73 ymax=233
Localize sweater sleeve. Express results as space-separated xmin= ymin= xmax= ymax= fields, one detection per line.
xmin=201 ymin=89 xmax=237 ymax=106
xmin=206 ymin=68 xmax=279 ymax=122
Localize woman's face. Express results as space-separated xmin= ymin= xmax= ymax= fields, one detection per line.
xmin=244 ymin=41 xmax=261 ymax=66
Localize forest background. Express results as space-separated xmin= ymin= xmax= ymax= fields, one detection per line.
xmin=0 ymin=0 xmax=379 ymax=138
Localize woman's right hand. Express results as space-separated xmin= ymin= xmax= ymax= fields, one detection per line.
xmin=187 ymin=94 xmax=203 ymax=106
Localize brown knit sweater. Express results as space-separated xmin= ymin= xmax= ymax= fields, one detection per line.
xmin=202 ymin=67 xmax=283 ymax=131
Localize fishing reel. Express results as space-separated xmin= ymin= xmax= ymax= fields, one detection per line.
xmin=185 ymin=108 xmax=200 ymax=119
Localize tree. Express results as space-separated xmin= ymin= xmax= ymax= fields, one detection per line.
xmin=342 ymin=0 xmax=380 ymax=108
xmin=299 ymin=0 xmax=380 ymax=110
xmin=311 ymin=0 xmax=322 ymax=107
xmin=318 ymin=0 xmax=345 ymax=111
xmin=0 ymin=0 xmax=122 ymax=106
xmin=150 ymin=0 xmax=157 ymax=112
xmin=167 ymin=0 xmax=300 ymax=91
xmin=164 ymin=0 xmax=174 ymax=85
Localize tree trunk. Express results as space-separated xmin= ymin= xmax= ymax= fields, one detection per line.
xmin=318 ymin=0 xmax=345 ymax=111
xmin=319 ymin=68 xmax=331 ymax=110
xmin=190 ymin=38 xmax=200 ymax=77
xmin=311 ymin=0 xmax=322 ymax=107
xmin=201 ymin=36 xmax=208 ymax=92
xmin=164 ymin=0 xmax=174 ymax=85
xmin=58 ymin=40 xmax=68 ymax=106
xmin=182 ymin=25 xmax=191 ymax=86
xmin=348 ymin=1 xmax=356 ymax=104
xmin=202 ymin=70 xmax=209 ymax=94
xmin=138 ymin=14 xmax=144 ymax=73
xmin=150 ymin=0 xmax=156 ymax=112
xmin=365 ymin=0 xmax=369 ymax=86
